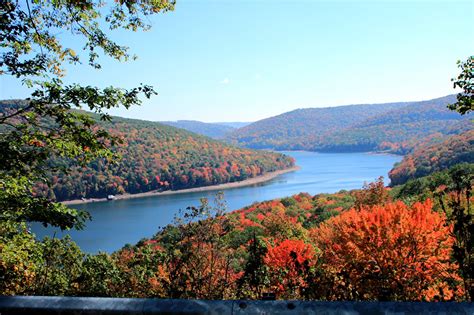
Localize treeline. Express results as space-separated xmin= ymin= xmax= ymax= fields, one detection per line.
xmin=389 ymin=130 xmax=474 ymax=185
xmin=34 ymin=116 xmax=294 ymax=201
xmin=227 ymin=95 xmax=473 ymax=154
xmin=3 ymin=163 xmax=472 ymax=300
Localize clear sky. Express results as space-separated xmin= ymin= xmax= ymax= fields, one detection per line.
xmin=1 ymin=0 xmax=473 ymax=122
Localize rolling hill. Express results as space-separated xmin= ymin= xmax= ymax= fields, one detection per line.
xmin=226 ymin=102 xmax=406 ymax=150
xmin=227 ymin=95 xmax=472 ymax=153
xmin=0 ymin=100 xmax=295 ymax=201
xmin=49 ymin=117 xmax=295 ymax=201
xmin=389 ymin=129 xmax=474 ymax=186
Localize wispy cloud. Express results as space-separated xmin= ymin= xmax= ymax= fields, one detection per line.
xmin=221 ymin=78 xmax=230 ymax=84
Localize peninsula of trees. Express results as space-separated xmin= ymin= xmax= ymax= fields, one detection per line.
xmin=1 ymin=101 xmax=295 ymax=202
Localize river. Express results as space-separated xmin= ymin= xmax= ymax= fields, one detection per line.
xmin=32 ymin=151 xmax=402 ymax=253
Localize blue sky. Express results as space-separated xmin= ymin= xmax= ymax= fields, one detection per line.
xmin=1 ymin=0 xmax=473 ymax=122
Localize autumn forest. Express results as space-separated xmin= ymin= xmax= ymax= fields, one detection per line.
xmin=0 ymin=0 xmax=473 ymax=307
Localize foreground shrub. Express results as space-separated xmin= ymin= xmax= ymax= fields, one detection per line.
xmin=264 ymin=239 xmax=317 ymax=299
xmin=312 ymin=200 xmax=464 ymax=301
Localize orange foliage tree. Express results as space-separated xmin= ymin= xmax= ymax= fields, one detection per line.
xmin=311 ymin=200 xmax=463 ymax=301
xmin=264 ymin=239 xmax=317 ymax=299
xmin=353 ymin=176 xmax=391 ymax=211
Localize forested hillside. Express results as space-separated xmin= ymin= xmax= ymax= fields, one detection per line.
xmin=160 ymin=120 xmax=235 ymax=139
xmin=227 ymin=95 xmax=472 ymax=153
xmin=389 ymin=130 xmax=474 ymax=185
xmin=0 ymin=101 xmax=294 ymax=201
xmin=321 ymin=95 xmax=472 ymax=154
xmin=49 ymin=118 xmax=294 ymax=201
xmin=226 ymin=102 xmax=404 ymax=149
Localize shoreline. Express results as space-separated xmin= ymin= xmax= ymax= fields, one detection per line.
xmin=276 ymin=149 xmax=404 ymax=157
xmin=61 ymin=166 xmax=300 ymax=206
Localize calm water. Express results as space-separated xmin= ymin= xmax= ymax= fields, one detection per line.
xmin=32 ymin=151 xmax=401 ymax=253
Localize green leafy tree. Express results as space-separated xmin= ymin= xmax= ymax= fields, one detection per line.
xmin=0 ymin=0 xmax=175 ymax=232
xmin=449 ymin=56 xmax=474 ymax=115
xmin=237 ymin=233 xmax=269 ymax=299
xmin=447 ymin=164 xmax=473 ymax=300
xmin=446 ymin=55 xmax=474 ymax=299
xmin=76 ymin=253 xmax=121 ymax=297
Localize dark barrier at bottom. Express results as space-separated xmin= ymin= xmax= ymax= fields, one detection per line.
xmin=0 ymin=296 xmax=473 ymax=315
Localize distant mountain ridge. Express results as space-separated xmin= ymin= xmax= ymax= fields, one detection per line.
xmin=160 ymin=120 xmax=251 ymax=139
xmin=215 ymin=122 xmax=252 ymax=129
xmin=227 ymin=95 xmax=473 ymax=153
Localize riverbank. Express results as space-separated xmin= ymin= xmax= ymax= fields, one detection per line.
xmin=62 ymin=166 xmax=300 ymax=205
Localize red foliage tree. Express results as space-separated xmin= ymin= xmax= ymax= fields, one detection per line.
xmin=311 ymin=200 xmax=463 ymax=301
xmin=264 ymin=239 xmax=317 ymax=298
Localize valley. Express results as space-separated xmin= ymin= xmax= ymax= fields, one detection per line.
xmin=33 ymin=151 xmax=402 ymax=253
xmin=2 ymin=0 xmax=473 ymax=304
